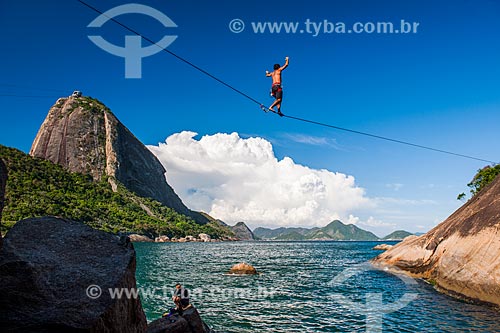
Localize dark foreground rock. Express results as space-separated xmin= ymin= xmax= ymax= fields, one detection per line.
xmin=0 ymin=159 xmax=6 ymax=250
xmin=147 ymin=307 xmax=211 ymax=333
xmin=0 ymin=217 xmax=147 ymax=332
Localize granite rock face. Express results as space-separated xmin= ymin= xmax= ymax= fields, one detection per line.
xmin=0 ymin=217 xmax=147 ymax=332
xmin=0 ymin=159 xmax=6 ymax=250
xmin=373 ymin=175 xmax=500 ymax=307
xmin=30 ymin=96 xmax=208 ymax=224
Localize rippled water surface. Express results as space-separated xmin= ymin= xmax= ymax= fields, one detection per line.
xmin=134 ymin=241 xmax=499 ymax=332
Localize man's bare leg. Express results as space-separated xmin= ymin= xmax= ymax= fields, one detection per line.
xmin=269 ymin=98 xmax=281 ymax=111
xmin=277 ymin=101 xmax=284 ymax=116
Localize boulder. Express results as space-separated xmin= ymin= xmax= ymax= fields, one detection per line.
xmin=155 ymin=235 xmax=170 ymax=242
xmin=373 ymin=244 xmax=393 ymax=251
xmin=182 ymin=307 xmax=208 ymax=333
xmin=198 ymin=233 xmax=211 ymax=242
xmin=185 ymin=235 xmax=196 ymax=242
xmin=0 ymin=159 xmax=6 ymax=250
xmin=373 ymin=174 xmax=500 ymax=307
xmin=129 ymin=234 xmax=154 ymax=242
xmin=228 ymin=262 xmax=258 ymax=275
xmin=0 ymin=217 xmax=147 ymax=332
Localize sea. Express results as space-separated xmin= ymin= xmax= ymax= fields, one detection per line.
xmin=134 ymin=241 xmax=500 ymax=332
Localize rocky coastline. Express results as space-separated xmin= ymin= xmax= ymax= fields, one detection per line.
xmin=373 ymin=174 xmax=500 ymax=308
xmin=128 ymin=233 xmax=241 ymax=243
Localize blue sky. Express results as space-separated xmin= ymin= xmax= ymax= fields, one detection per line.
xmin=1 ymin=0 xmax=499 ymax=235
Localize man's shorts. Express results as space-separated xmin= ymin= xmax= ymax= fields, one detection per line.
xmin=272 ymin=84 xmax=283 ymax=100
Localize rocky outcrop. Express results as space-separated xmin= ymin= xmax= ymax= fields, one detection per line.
xmin=147 ymin=307 xmax=211 ymax=333
xmin=0 ymin=159 xmax=6 ymax=250
xmin=155 ymin=235 xmax=170 ymax=242
xmin=231 ymin=222 xmax=255 ymax=240
xmin=30 ymin=96 xmax=209 ymax=224
xmin=198 ymin=233 xmax=211 ymax=242
xmin=373 ymin=244 xmax=393 ymax=251
xmin=129 ymin=234 xmax=154 ymax=242
xmin=373 ymin=174 xmax=500 ymax=307
xmin=228 ymin=262 xmax=258 ymax=275
xmin=0 ymin=216 xmax=147 ymax=331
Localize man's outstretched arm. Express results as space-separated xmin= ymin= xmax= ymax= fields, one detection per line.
xmin=280 ymin=56 xmax=289 ymax=71
xmin=265 ymin=70 xmax=272 ymax=77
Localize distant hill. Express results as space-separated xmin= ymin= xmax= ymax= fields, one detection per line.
xmin=254 ymin=220 xmax=379 ymax=241
xmin=382 ymin=230 xmax=413 ymax=240
xmin=253 ymin=227 xmax=314 ymax=240
xmin=230 ymin=222 xmax=255 ymax=240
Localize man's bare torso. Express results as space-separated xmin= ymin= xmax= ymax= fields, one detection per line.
xmin=272 ymin=70 xmax=282 ymax=84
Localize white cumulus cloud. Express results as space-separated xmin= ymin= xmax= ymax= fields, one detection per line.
xmin=148 ymin=131 xmax=373 ymax=229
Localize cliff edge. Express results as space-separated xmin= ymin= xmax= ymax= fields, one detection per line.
xmin=373 ymin=173 xmax=500 ymax=307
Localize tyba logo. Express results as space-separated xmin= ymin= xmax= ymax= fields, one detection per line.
xmin=87 ymin=3 xmax=177 ymax=78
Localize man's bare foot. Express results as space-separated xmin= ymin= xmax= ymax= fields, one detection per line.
xmin=268 ymin=106 xmax=275 ymax=112
xmin=278 ymin=110 xmax=284 ymax=117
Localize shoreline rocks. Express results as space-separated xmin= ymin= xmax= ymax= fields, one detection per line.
xmin=155 ymin=235 xmax=170 ymax=242
xmin=373 ymin=174 xmax=500 ymax=308
xmin=129 ymin=234 xmax=154 ymax=242
xmin=130 ymin=233 xmax=237 ymax=243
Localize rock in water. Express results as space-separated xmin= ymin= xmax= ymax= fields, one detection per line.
xmin=373 ymin=244 xmax=393 ymax=251
xmin=0 ymin=159 xmax=6 ymax=250
xmin=29 ymin=96 xmax=209 ymax=224
xmin=373 ymin=174 xmax=500 ymax=307
xmin=0 ymin=217 xmax=147 ymax=332
xmin=228 ymin=262 xmax=258 ymax=275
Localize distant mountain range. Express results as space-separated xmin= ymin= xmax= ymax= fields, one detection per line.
xmin=254 ymin=221 xmax=414 ymax=241
xmin=382 ymin=230 xmax=413 ymax=240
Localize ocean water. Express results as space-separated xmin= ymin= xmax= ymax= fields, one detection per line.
xmin=134 ymin=241 xmax=500 ymax=332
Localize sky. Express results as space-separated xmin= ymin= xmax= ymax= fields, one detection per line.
xmin=1 ymin=0 xmax=499 ymax=237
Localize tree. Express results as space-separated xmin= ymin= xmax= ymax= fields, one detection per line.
xmin=457 ymin=164 xmax=500 ymax=200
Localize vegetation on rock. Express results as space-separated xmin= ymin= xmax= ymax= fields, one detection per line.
xmin=457 ymin=164 xmax=500 ymax=201
xmin=0 ymin=145 xmax=233 ymax=239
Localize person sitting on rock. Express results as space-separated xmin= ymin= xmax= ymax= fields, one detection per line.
xmin=163 ymin=283 xmax=191 ymax=317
